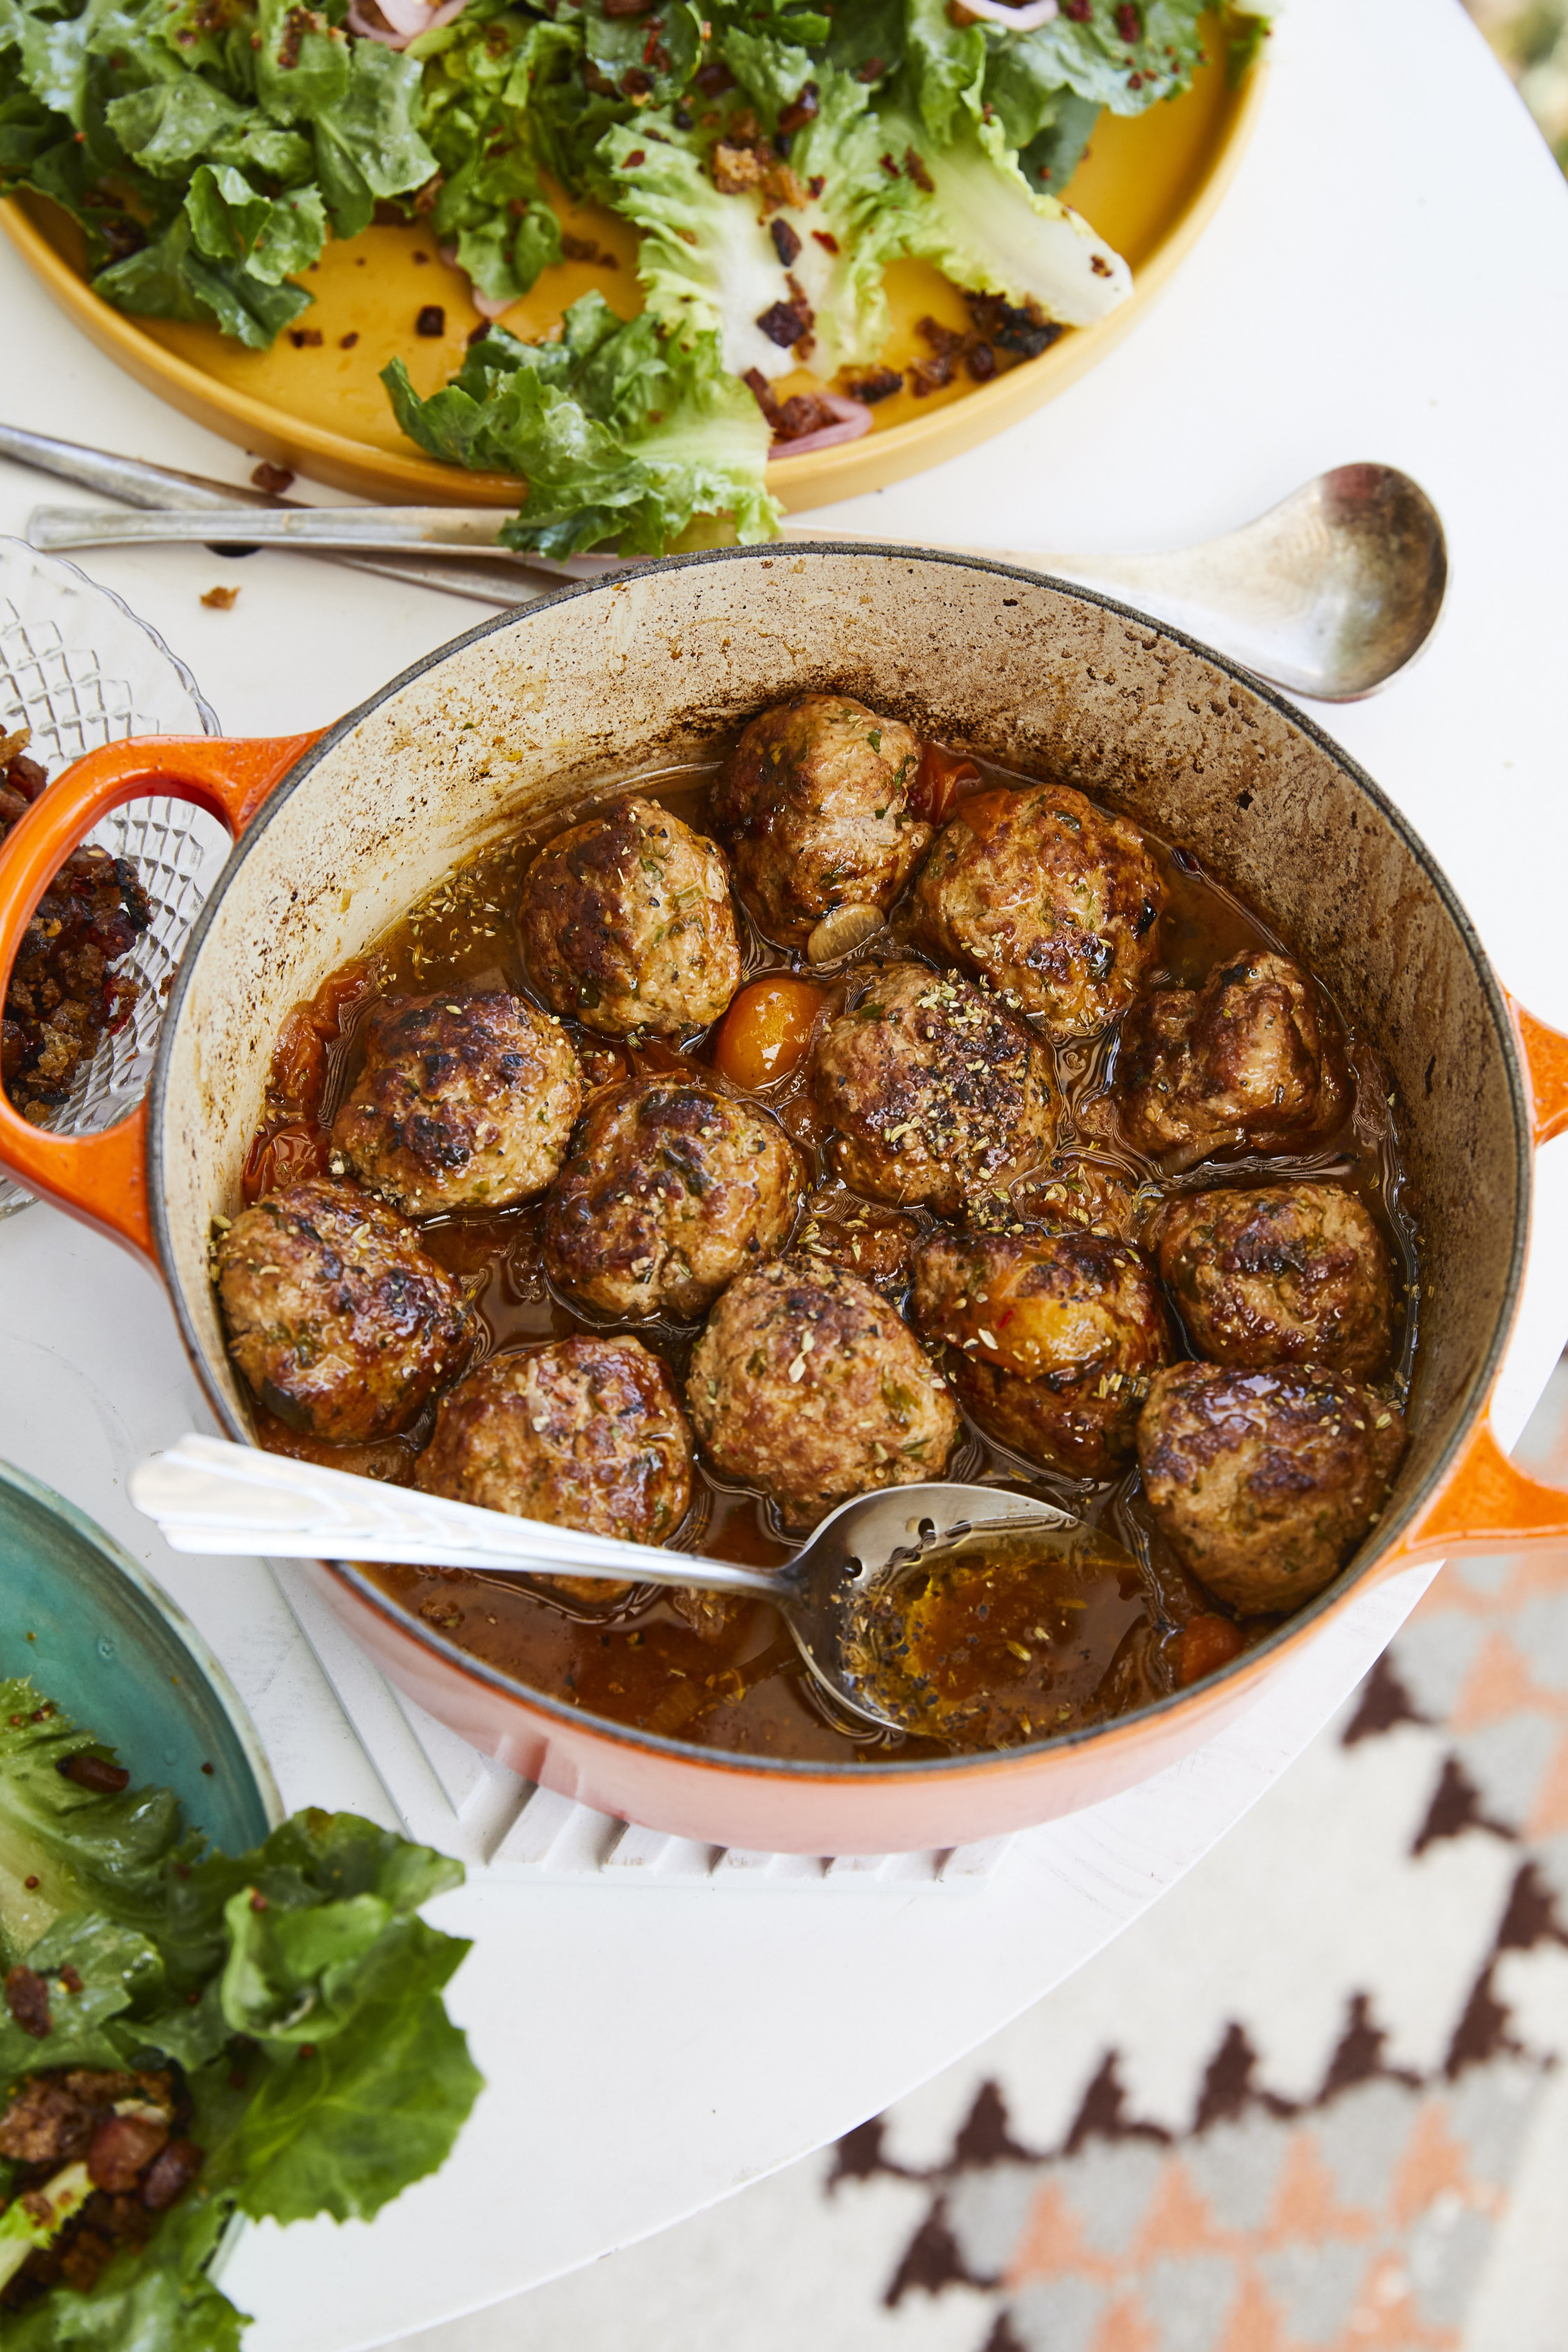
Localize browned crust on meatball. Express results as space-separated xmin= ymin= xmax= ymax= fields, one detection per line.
xmin=416 ymin=1335 xmax=693 ymax=1601
xmin=543 ymin=1076 xmax=803 ymax=1321
xmin=793 ymin=1200 xmax=921 ymax=1298
xmin=686 ymin=1258 xmax=959 ymax=1528
xmin=812 ymin=963 xmax=1056 ymax=1213
xmin=1136 ymin=1361 xmax=1405 ymax=1613
xmin=1157 ymin=1182 xmax=1396 ymax=1376
xmin=1115 ymin=951 xmax=1348 ymax=1163
xmin=708 ymin=695 xmax=930 ymax=945
xmin=913 ymin=1226 xmax=1174 ymax=1476
xmin=330 ymin=993 xmax=581 ymax=1218
xmin=216 ymin=1178 xmax=469 ymax=1442
xmin=912 ymin=782 xmax=1163 ymax=1039
xmin=517 ymin=795 xmax=740 ymax=1038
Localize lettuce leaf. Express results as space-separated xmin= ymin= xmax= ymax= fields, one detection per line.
xmin=384 ymin=292 xmax=777 ymax=555
xmin=0 ymin=1679 xmax=194 ymax=1960
xmin=0 ymin=1687 xmax=481 ymax=2345
xmin=877 ymin=89 xmax=1130 ymax=323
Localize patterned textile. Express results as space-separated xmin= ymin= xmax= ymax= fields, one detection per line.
xmin=412 ymin=1364 xmax=1568 ymax=2352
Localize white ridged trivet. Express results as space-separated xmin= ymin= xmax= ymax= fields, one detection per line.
xmin=272 ymin=1564 xmax=1013 ymax=1889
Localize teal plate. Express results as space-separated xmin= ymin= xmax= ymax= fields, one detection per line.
xmin=0 ymin=1455 xmax=281 ymax=1851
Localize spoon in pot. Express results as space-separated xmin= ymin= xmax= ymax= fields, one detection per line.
xmin=129 ymin=1434 xmax=1135 ymax=1737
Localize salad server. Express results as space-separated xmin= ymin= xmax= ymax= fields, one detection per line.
xmin=24 ymin=460 xmax=1445 ymax=701
xmin=131 ymin=1433 xmax=1107 ymax=1735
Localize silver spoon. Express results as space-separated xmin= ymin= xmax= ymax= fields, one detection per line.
xmin=129 ymin=1434 xmax=1111 ymax=1735
xmin=24 ymin=460 xmax=1445 ymax=703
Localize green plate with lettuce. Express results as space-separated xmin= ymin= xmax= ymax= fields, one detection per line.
xmin=0 ymin=1460 xmax=481 ymax=2348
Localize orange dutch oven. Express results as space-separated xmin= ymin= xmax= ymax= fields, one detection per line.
xmin=2 ymin=547 xmax=1567 ymax=1854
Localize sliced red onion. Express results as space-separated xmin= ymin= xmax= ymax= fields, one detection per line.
xmin=953 ymin=0 xmax=1058 ymax=25
xmin=437 ymin=243 xmax=515 ymax=318
xmin=347 ymin=0 xmax=468 ymax=46
xmin=769 ymin=394 xmax=874 ymax=460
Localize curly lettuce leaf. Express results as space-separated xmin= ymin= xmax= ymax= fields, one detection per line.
xmin=186 ymin=163 xmax=327 ymax=284
xmin=0 ymin=1913 xmax=167 ymax=2076
xmin=878 ymin=89 xmax=1130 ymax=323
xmin=712 ymin=29 xmax=920 ymax=377
xmin=95 ymin=211 xmax=314 ymax=344
xmin=0 ymin=1681 xmax=192 ymax=1962
xmin=2 ymin=2175 xmax=245 ymax=2352
xmin=385 ymin=292 xmax=777 ymax=556
xmin=418 ymin=8 xmax=576 ymax=306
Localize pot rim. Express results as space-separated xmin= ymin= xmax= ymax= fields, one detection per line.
xmin=147 ymin=543 xmax=1535 ymax=1786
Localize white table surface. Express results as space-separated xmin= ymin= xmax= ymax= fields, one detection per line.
xmin=4 ymin=0 xmax=1568 ymax=2343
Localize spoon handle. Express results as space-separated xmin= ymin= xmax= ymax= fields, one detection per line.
xmin=129 ymin=1434 xmax=785 ymax=1598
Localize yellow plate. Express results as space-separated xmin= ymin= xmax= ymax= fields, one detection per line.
xmin=1 ymin=33 xmax=1263 ymax=512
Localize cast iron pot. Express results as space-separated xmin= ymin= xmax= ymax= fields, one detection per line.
xmin=3 ymin=548 xmax=1567 ymax=1854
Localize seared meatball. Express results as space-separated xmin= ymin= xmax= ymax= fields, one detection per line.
xmin=913 ymin=1226 xmax=1174 ymax=1477
xmin=687 ymin=1258 xmax=960 ymax=1528
xmin=1116 ymin=951 xmax=1347 ymax=1164
xmin=708 ymin=695 xmax=929 ymax=946
xmin=975 ymin=1155 xmax=1145 ymax=1241
xmin=330 ymin=993 xmax=581 ymax=1218
xmin=517 ymin=795 xmax=740 ymax=1038
xmin=216 ymin=1177 xmax=468 ymax=1441
xmin=812 ymin=963 xmax=1056 ymax=1213
xmin=1158 ymin=1181 xmax=1396 ymax=1376
xmin=416 ymin=1335 xmax=693 ymax=1603
xmin=543 ymin=1076 xmax=803 ymax=1321
xmin=795 ymin=1200 xmax=921 ymax=1298
xmin=913 ymin=781 xmax=1163 ymax=1040
xmin=1137 ymin=1362 xmax=1405 ymax=1613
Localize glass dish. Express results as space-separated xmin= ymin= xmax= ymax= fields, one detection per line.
xmin=0 ymin=538 xmax=223 ymax=1216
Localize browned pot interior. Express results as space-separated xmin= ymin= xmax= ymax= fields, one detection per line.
xmin=148 ymin=548 xmax=1531 ymax=1786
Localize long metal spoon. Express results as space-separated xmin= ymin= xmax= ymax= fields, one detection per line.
xmin=21 ymin=455 xmax=1446 ymax=702
xmin=130 ymin=1433 xmax=1107 ymax=1734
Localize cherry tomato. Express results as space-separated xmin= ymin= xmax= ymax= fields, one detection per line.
xmin=948 ymin=787 xmax=1017 ymax=844
xmin=712 ymin=976 xmax=824 ymax=1090
xmin=242 ymin=1120 xmax=330 ymax=1204
xmin=1176 ymin=1614 xmax=1245 ymax=1688
xmin=269 ymin=1007 xmax=327 ymax=1118
xmin=910 ymin=741 xmax=981 ymax=826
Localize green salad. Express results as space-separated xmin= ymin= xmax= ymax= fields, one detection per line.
xmin=0 ymin=0 xmax=1266 ymax=552
xmin=0 ymin=1677 xmax=481 ymax=2348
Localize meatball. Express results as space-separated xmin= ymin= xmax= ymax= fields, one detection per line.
xmin=1116 ymin=950 xmax=1347 ymax=1163
xmin=794 ymin=1200 xmax=921 ymax=1298
xmin=812 ymin=963 xmax=1056 ymax=1213
xmin=517 ymin=795 xmax=740 ymax=1038
xmin=415 ymin=1335 xmax=693 ymax=1603
xmin=1137 ymin=1362 xmax=1405 ymax=1613
xmin=330 ymin=993 xmax=581 ymax=1218
xmin=687 ymin=1258 xmax=960 ymax=1528
xmin=708 ymin=695 xmax=929 ymax=946
xmin=976 ymin=1155 xmax=1145 ymax=1241
xmin=216 ymin=1177 xmax=468 ymax=1442
xmin=543 ymin=1076 xmax=803 ymax=1321
xmin=1157 ymin=1181 xmax=1396 ymax=1376
xmin=913 ymin=781 xmax=1163 ymax=1040
xmin=913 ymin=1226 xmax=1174 ymax=1477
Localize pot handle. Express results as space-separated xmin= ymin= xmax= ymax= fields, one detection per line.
xmin=0 ymin=732 xmax=322 ymax=1263
xmin=1383 ymin=993 xmax=1568 ymax=1563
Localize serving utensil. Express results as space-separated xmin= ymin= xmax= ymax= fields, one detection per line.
xmin=10 ymin=425 xmax=1444 ymax=701
xmin=130 ymin=1433 xmax=1094 ymax=1733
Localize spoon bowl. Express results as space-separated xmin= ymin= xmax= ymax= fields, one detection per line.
xmin=1027 ymin=463 xmax=1449 ymax=703
xmin=129 ymin=1437 xmax=1138 ymax=1738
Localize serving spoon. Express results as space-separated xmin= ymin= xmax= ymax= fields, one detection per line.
xmin=129 ymin=1433 xmax=1116 ymax=1735
xmin=17 ymin=437 xmax=1445 ymax=702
